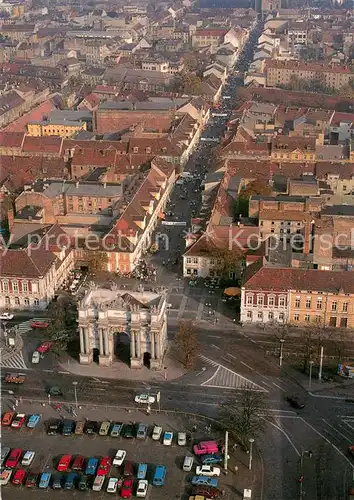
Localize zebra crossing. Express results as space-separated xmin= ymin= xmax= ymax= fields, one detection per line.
xmin=16 ymin=318 xmax=47 ymax=334
xmin=0 ymin=351 xmax=27 ymax=370
xmin=199 ymin=355 xmax=267 ymax=392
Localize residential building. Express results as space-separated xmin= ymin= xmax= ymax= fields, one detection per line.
xmin=27 ymin=120 xmax=87 ymax=138
xmin=191 ymin=29 xmax=227 ymax=49
xmin=271 ymin=136 xmax=316 ymax=162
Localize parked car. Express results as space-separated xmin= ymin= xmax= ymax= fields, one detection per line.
xmin=191 ymin=485 xmax=221 ymax=498
xmin=0 ymin=469 xmax=12 ymax=486
xmin=2 ymin=412 xmax=15 ymax=426
xmin=110 ymin=423 xmax=123 ymax=437
xmin=52 ymin=473 xmax=63 ymax=489
xmin=123 ymin=460 xmax=133 ymax=477
xmin=191 ymin=476 xmax=218 ymax=487
xmin=37 ymin=341 xmax=53 ymax=352
xmin=120 ymin=477 xmax=133 ymax=498
xmin=163 ymin=431 xmax=173 ymax=445
xmin=113 ymin=449 xmax=126 ymax=466
xmin=38 ymin=472 xmax=51 ymax=489
xmin=152 ymin=465 xmax=167 ymax=486
xmin=31 ymin=321 xmax=49 ymax=329
xmin=136 ymin=479 xmax=148 ymax=497
xmin=21 ymin=451 xmax=36 ymax=466
xmin=57 ymin=455 xmax=72 ymax=472
xmin=5 ymin=448 xmax=22 ymax=468
xmin=64 ymin=472 xmax=78 ymax=490
xmin=123 ymin=424 xmax=135 ymax=438
xmin=201 ymin=454 xmax=223 ymax=465
xmin=92 ymin=475 xmax=105 ymax=492
xmin=25 ymin=471 xmax=38 ymax=488
xmin=196 ymin=465 xmax=221 ymax=477
xmin=107 ymin=477 xmax=118 ymax=493
xmin=74 ymin=420 xmax=85 ymax=435
xmin=0 ymin=312 xmax=14 ymax=320
xmin=136 ymin=423 xmax=148 ymax=440
xmin=78 ymin=475 xmax=90 ymax=491
xmin=152 ymin=425 xmax=162 ymax=441
xmin=71 ymin=455 xmax=85 ymax=471
xmin=178 ymin=432 xmax=187 ymax=446
xmin=97 ymin=456 xmax=111 ymax=476
xmin=286 ymin=395 xmax=305 ymax=409
xmin=135 ymin=394 xmax=155 ymax=404
xmin=27 ymin=414 xmax=41 ymax=429
xmin=11 ymin=413 xmax=26 ymax=429
xmin=12 ymin=468 xmax=26 ymax=486
xmin=137 ymin=463 xmax=147 ymax=480
xmin=47 ymin=419 xmax=62 ymax=435
xmin=31 ymin=351 xmax=40 ymax=364
xmin=0 ymin=447 xmax=10 ymax=467
xmin=84 ymin=421 xmax=98 ymax=435
xmin=85 ymin=457 xmax=99 ymax=476
xmin=99 ymin=421 xmax=111 ymax=436
xmin=183 ymin=456 xmax=194 ymax=472
xmin=62 ymin=419 xmax=75 ymax=436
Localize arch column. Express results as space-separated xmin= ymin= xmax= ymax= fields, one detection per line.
xmin=79 ymin=326 xmax=93 ymax=364
xmin=99 ymin=328 xmax=113 ymax=366
xmin=130 ymin=328 xmax=143 ymax=369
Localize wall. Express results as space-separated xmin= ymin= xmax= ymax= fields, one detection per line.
xmin=94 ymin=110 xmax=172 ymax=134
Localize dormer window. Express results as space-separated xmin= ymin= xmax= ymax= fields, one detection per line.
xmin=133 ymin=147 xmax=139 ymax=153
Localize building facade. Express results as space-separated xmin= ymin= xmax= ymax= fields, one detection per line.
xmin=77 ymin=285 xmax=168 ymax=369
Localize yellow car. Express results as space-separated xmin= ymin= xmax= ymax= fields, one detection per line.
xmin=99 ymin=421 xmax=111 ymax=436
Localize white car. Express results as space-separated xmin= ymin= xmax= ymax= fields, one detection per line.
xmin=136 ymin=479 xmax=148 ymax=497
xmin=178 ymin=432 xmax=187 ymax=446
xmin=135 ymin=394 xmax=155 ymax=404
xmin=0 ymin=312 xmax=14 ymax=320
xmin=106 ymin=477 xmax=119 ymax=493
xmin=31 ymin=351 xmax=40 ymax=364
xmin=196 ymin=465 xmax=221 ymax=477
xmin=163 ymin=431 xmax=173 ymax=446
xmin=0 ymin=469 xmax=12 ymax=485
xmin=152 ymin=425 xmax=163 ymax=441
xmin=112 ymin=449 xmax=126 ymax=466
xmin=21 ymin=451 xmax=35 ymax=466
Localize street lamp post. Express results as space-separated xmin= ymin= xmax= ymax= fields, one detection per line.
xmin=248 ymin=438 xmax=254 ymax=470
xmin=308 ymin=361 xmax=314 ymax=391
xmin=72 ymin=381 xmax=78 ymax=412
xmin=279 ymin=339 xmax=285 ymax=367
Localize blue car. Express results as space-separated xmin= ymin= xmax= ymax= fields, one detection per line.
xmin=137 ymin=463 xmax=147 ymax=480
xmin=64 ymin=472 xmax=78 ymax=490
xmin=85 ymin=458 xmax=99 ymax=476
xmin=27 ymin=414 xmax=41 ymax=429
xmin=38 ymin=472 xmax=51 ymax=489
xmin=191 ymin=476 xmax=218 ymax=487
xmin=201 ymin=453 xmax=223 ymax=465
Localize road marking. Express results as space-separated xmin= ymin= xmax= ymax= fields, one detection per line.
xmin=261 ymin=380 xmax=273 ymax=389
xmin=342 ymin=420 xmax=354 ymax=432
xmin=211 ymin=344 xmax=220 ymax=350
xmin=322 ymin=419 xmax=352 ymax=442
xmin=299 ymin=418 xmax=354 ymax=469
xmin=43 ymin=369 xmax=54 ymax=373
xmin=266 ymin=419 xmax=300 ymax=456
xmin=208 ymin=335 xmax=221 ymax=339
xmin=272 ymin=382 xmax=286 ymax=392
xmin=227 ymin=353 xmax=237 ymax=360
xmin=240 ymin=361 xmax=254 ymax=371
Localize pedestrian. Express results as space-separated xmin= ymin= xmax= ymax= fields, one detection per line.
xmin=12 ymin=405 xmax=16 ymax=412
xmin=308 ymin=450 xmax=313 ymax=458
xmin=15 ymin=399 xmax=18 ymax=407
xmin=192 ymin=425 xmax=197 ymax=432
xmin=232 ymin=443 xmax=238 ymax=451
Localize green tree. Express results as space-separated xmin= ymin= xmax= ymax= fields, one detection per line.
xmin=219 ymin=390 xmax=268 ymax=450
xmin=237 ymin=179 xmax=272 ymax=217
xmin=210 ymin=247 xmax=243 ymax=280
xmin=174 ymin=320 xmax=199 ymax=369
xmin=86 ymin=251 xmax=108 ymax=275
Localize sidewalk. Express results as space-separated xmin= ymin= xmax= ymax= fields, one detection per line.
xmin=58 ymin=353 xmax=187 ymax=382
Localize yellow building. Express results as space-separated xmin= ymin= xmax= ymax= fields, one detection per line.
xmin=271 ymin=136 xmax=316 ymax=162
xmin=27 ymin=120 xmax=86 ymax=138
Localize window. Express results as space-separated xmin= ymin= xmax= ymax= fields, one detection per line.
xmin=295 ymin=297 xmax=300 ymax=308
xmin=340 ymin=317 xmax=348 ymax=328
xmin=279 ymin=296 xmax=285 ymax=307
xmin=258 ymin=311 xmax=263 ymax=320
xmin=305 ymin=297 xmax=311 ymax=309
xmin=315 ymin=314 xmax=322 ymax=323
xmin=186 ymin=257 xmax=192 ymax=264
xmin=24 ymin=297 xmax=29 ymax=306
xmin=5 ymin=296 xmax=10 ymax=305
xmin=279 ymin=312 xmax=284 ymax=322
xmin=268 ymin=296 xmax=275 ymax=306
xmin=331 ymin=301 xmax=337 ymax=312
xmin=342 ymin=302 xmax=348 ymax=313
xmin=294 ymin=313 xmax=300 ymax=321
xmin=14 ymin=297 xmax=20 ymax=305
xmin=186 ymin=269 xmax=191 ymax=275
xmin=247 ymin=294 xmax=253 ymax=306
xmin=247 ymin=311 xmax=252 ymax=320
xmin=22 ymin=281 xmax=28 ymax=293
xmin=268 ymin=311 xmax=274 ymax=321
xmin=316 ymin=297 xmax=322 ymax=310
xmin=193 ymin=258 xmax=198 ymax=264
xmin=305 ymin=314 xmax=310 ymax=322
xmin=34 ymin=298 xmax=39 ymax=306
xmin=257 ymin=295 xmax=264 ymax=306
xmin=12 ymin=281 xmax=18 ymax=293
xmin=329 ymin=316 xmax=336 ymax=327
xmin=32 ymin=283 xmax=38 ymax=293
xmin=2 ymin=280 xmax=8 ymax=292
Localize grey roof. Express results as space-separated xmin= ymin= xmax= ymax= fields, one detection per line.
xmin=49 ymin=110 xmax=92 ymax=122
xmin=251 ymin=195 xmax=306 ymax=202
xmin=34 ymin=180 xmax=123 ymax=198
xmin=322 ymin=205 xmax=354 ymax=217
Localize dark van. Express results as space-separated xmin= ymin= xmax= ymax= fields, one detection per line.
xmin=123 ymin=460 xmax=133 ymax=477
xmin=62 ymin=419 xmax=75 ymax=436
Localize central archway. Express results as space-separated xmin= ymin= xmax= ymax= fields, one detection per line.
xmin=143 ymin=352 xmax=151 ymax=368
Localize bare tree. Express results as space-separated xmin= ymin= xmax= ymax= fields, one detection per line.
xmin=86 ymin=251 xmax=108 ymax=275
xmin=327 ymin=328 xmax=349 ymax=364
xmin=299 ymin=321 xmax=333 ymax=373
xmin=219 ymin=390 xmax=268 ymax=450
xmin=174 ymin=320 xmax=199 ymax=369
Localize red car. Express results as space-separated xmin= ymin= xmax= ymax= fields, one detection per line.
xmin=25 ymin=471 xmax=38 ymax=488
xmin=120 ymin=478 xmax=133 ymax=498
xmin=31 ymin=321 xmax=49 ymax=329
xmin=12 ymin=468 xmax=26 ymax=486
xmin=1 ymin=411 xmax=15 ymax=426
xmin=57 ymin=454 xmax=72 ymax=472
xmin=37 ymin=341 xmax=54 ymax=353
xmin=97 ymin=456 xmax=111 ymax=476
xmin=71 ymin=455 xmax=85 ymax=471
xmin=192 ymin=485 xmax=221 ymax=498
xmin=5 ymin=448 xmax=22 ymax=468
xmin=11 ymin=413 xmax=26 ymax=429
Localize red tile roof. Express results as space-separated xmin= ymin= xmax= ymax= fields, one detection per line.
xmin=0 ymin=132 xmax=25 ymax=148
xmin=0 ymin=248 xmax=57 ymax=278
xmin=3 ymin=98 xmax=57 ymax=133
xmin=22 ymin=136 xmax=63 ymax=154
xmin=243 ymin=265 xmax=354 ymax=294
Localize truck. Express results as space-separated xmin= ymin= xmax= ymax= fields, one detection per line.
xmin=4 ymin=373 xmax=26 ymax=384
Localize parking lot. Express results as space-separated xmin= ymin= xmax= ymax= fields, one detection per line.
xmin=2 ymin=406 xmax=234 ymax=499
